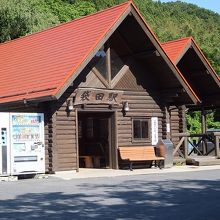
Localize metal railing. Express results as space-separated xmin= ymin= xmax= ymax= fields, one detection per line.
xmin=172 ymin=132 xmax=220 ymax=159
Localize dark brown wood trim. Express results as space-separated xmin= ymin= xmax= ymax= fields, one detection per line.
xmin=92 ymin=67 xmax=109 ymax=88
xmin=132 ymin=49 xmax=158 ymax=58
xmin=130 ymin=6 xmax=200 ymax=105
xmin=111 ymin=65 xmax=129 ymax=88
xmin=55 ymin=6 xmax=132 ymax=100
xmin=75 ymin=108 xmax=79 ymax=172
xmin=52 ymin=112 xmax=58 ymax=172
xmin=106 ymin=43 xmax=111 ymax=87
xmin=181 ymin=105 xmax=187 ymax=133
xmin=113 ymin=110 xmax=119 ymax=169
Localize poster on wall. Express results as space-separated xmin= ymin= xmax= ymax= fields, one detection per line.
xmin=151 ymin=117 xmax=158 ymax=145
xmin=10 ymin=113 xmax=45 ymax=174
xmin=11 ymin=115 xmax=41 ymax=144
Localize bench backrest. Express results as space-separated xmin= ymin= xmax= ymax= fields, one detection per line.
xmin=118 ymin=146 xmax=156 ymax=160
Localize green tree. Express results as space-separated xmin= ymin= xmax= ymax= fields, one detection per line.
xmin=0 ymin=0 xmax=59 ymax=42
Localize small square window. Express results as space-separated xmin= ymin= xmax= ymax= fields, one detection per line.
xmin=133 ymin=118 xmax=149 ymax=140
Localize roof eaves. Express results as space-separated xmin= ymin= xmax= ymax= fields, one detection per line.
xmin=174 ymin=37 xmax=192 ymax=64
xmin=130 ymin=4 xmax=201 ymax=104
xmin=0 ymin=95 xmax=56 ymax=107
xmin=190 ymin=38 xmax=220 ymax=87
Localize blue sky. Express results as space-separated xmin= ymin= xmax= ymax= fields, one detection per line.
xmin=158 ymin=0 xmax=220 ymax=14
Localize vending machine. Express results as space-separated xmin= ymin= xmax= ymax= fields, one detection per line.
xmin=0 ymin=112 xmax=45 ymax=176
xmin=0 ymin=113 xmax=11 ymax=176
xmin=10 ymin=113 xmax=45 ymax=175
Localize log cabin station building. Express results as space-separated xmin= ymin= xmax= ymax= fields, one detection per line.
xmin=0 ymin=1 xmax=219 ymax=174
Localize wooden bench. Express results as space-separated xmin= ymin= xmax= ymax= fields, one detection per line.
xmin=118 ymin=146 xmax=164 ymax=171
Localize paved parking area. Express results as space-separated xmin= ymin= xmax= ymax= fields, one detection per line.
xmin=0 ymin=168 xmax=220 ymax=220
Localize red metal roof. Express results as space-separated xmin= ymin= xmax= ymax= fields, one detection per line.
xmin=161 ymin=37 xmax=192 ymax=64
xmin=0 ymin=1 xmax=131 ymax=104
xmin=162 ymin=37 xmax=220 ymax=81
xmin=0 ymin=1 xmax=201 ymax=105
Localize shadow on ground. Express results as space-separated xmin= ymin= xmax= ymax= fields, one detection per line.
xmin=0 ymin=178 xmax=220 ymax=220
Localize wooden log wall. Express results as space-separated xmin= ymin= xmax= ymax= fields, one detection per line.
xmin=169 ymin=105 xmax=186 ymax=147
xmin=117 ymin=90 xmax=163 ymax=147
xmin=49 ymin=87 xmax=77 ymax=172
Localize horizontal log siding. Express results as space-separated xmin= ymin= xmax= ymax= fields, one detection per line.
xmin=170 ymin=106 xmax=185 ymax=147
xmin=44 ymin=113 xmax=52 ymax=173
xmin=50 ymin=87 xmax=77 ymax=172
xmin=118 ymin=90 xmax=163 ymax=146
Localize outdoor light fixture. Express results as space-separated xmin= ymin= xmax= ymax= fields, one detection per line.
xmin=23 ymin=98 xmax=28 ymax=107
xmin=67 ymin=99 xmax=74 ymax=111
xmin=23 ymin=98 xmax=27 ymax=105
xmin=122 ymin=101 xmax=129 ymax=116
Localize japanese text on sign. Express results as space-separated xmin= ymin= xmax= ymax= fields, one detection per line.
xmin=74 ymin=89 xmax=122 ymax=105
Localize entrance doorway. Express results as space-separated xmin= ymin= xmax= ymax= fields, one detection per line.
xmin=77 ymin=111 xmax=117 ymax=169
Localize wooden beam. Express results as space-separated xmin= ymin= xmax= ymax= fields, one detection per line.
xmin=111 ymin=65 xmax=129 ymax=88
xmin=51 ymin=111 xmax=58 ymax=172
xmin=201 ymin=107 xmax=207 ymax=155
xmin=173 ymin=136 xmax=185 ymax=156
xmin=215 ymin=135 xmax=220 ymax=158
xmin=132 ymin=49 xmax=158 ymax=58
xmin=201 ymin=107 xmax=207 ymax=134
xmin=106 ymin=43 xmax=111 ymax=87
xmin=184 ymin=136 xmax=188 ymax=159
xmin=91 ymin=67 xmax=109 ymax=88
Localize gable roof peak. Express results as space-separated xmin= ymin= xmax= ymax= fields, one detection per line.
xmin=0 ymin=0 xmax=133 ymax=104
xmin=0 ymin=1 xmax=132 ymax=48
xmin=162 ymin=36 xmax=192 ymax=45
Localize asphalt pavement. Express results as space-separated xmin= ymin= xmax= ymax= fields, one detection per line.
xmin=0 ymin=168 xmax=220 ymax=220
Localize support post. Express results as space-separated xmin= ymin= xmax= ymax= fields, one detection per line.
xmin=184 ymin=137 xmax=188 ymax=159
xmin=201 ymin=107 xmax=207 ymax=133
xmin=215 ymin=134 xmax=220 ymax=158
xmin=181 ymin=105 xmax=187 ymax=133
xmin=75 ymin=108 xmax=79 ymax=172
xmin=201 ymin=107 xmax=207 ymax=155
xmin=165 ymin=106 xmax=171 ymax=139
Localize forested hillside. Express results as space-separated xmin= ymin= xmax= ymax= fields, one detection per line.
xmin=0 ymin=0 xmax=219 ymax=131
xmin=0 ymin=0 xmax=219 ymax=75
